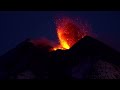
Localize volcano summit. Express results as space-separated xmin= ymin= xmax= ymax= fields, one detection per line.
xmin=0 ymin=36 xmax=120 ymax=79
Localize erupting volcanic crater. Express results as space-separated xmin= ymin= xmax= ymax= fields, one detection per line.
xmin=50 ymin=17 xmax=92 ymax=51
xmin=0 ymin=16 xmax=120 ymax=80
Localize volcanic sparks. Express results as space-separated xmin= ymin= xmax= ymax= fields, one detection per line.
xmin=52 ymin=17 xmax=91 ymax=51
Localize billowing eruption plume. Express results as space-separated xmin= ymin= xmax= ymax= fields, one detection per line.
xmin=53 ymin=17 xmax=92 ymax=51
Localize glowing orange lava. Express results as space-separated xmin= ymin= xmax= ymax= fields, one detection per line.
xmin=52 ymin=17 xmax=91 ymax=51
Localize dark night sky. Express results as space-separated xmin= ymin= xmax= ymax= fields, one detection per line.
xmin=0 ymin=11 xmax=120 ymax=56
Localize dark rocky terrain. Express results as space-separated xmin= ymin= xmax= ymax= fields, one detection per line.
xmin=0 ymin=36 xmax=120 ymax=79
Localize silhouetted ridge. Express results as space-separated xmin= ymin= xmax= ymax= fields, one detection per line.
xmin=0 ymin=36 xmax=120 ymax=79
xmin=69 ymin=36 xmax=120 ymax=65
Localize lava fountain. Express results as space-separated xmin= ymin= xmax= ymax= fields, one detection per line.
xmin=52 ymin=17 xmax=91 ymax=51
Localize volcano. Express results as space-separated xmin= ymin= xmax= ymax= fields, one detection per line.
xmin=0 ymin=36 xmax=120 ymax=79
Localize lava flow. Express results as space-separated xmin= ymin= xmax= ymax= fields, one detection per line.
xmin=52 ymin=17 xmax=91 ymax=51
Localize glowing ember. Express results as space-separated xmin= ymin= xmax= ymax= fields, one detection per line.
xmin=52 ymin=17 xmax=91 ymax=51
